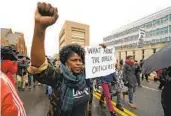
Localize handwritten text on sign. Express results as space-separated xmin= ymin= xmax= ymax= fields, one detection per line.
xmin=84 ymin=46 xmax=116 ymax=79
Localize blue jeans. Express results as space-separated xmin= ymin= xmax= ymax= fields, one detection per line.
xmin=116 ymin=92 xmax=122 ymax=105
xmin=28 ymin=75 xmax=33 ymax=86
xmin=128 ymin=87 xmax=136 ymax=104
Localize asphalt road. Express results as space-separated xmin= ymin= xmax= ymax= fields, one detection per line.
xmin=19 ymin=80 xmax=164 ymax=116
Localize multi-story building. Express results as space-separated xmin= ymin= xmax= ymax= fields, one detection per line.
xmin=103 ymin=6 xmax=171 ymax=62
xmin=1 ymin=28 xmax=27 ymax=56
xmin=59 ymin=20 xmax=89 ymax=49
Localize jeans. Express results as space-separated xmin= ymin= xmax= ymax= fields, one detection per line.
xmin=136 ymin=73 xmax=141 ymax=86
xmin=28 ymin=75 xmax=33 ymax=87
xmin=116 ymin=92 xmax=122 ymax=105
xmin=128 ymin=87 xmax=136 ymax=104
xmin=100 ymin=83 xmax=115 ymax=112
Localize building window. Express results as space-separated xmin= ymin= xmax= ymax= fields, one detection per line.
xmin=156 ymin=28 xmax=160 ymax=35
xmin=145 ymin=22 xmax=152 ymax=28
xmin=161 ymin=15 xmax=168 ymax=24
xmin=156 ymin=19 xmax=161 ymax=25
xmin=169 ymin=25 xmax=171 ymax=33
xmin=153 ymin=20 xmax=157 ymax=27
xmin=169 ymin=14 xmax=171 ymax=21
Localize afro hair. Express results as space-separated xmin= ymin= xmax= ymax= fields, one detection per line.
xmin=59 ymin=44 xmax=85 ymax=64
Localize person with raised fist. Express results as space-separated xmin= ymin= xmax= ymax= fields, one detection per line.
xmin=28 ymin=2 xmax=93 ymax=116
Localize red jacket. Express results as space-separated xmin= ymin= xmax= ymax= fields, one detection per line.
xmin=1 ymin=71 xmax=26 ymax=116
xmin=1 ymin=60 xmax=18 ymax=86
xmin=156 ymin=69 xmax=163 ymax=79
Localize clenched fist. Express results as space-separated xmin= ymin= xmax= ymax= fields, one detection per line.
xmin=35 ymin=2 xmax=58 ymax=29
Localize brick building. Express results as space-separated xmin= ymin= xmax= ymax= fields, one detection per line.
xmin=1 ymin=28 xmax=27 ymax=56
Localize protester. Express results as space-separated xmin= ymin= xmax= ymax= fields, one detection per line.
xmin=135 ymin=60 xmax=142 ymax=87
xmin=99 ymin=72 xmax=117 ymax=116
xmin=1 ymin=60 xmax=18 ymax=87
xmin=1 ymin=71 xmax=26 ymax=116
xmin=97 ymin=44 xmax=117 ymax=116
xmin=112 ymin=64 xmax=125 ymax=111
xmin=16 ymin=56 xmax=28 ymax=91
xmin=28 ymin=72 xmax=33 ymax=89
xmin=140 ymin=59 xmax=148 ymax=82
xmin=123 ymin=56 xmax=137 ymax=109
xmin=1 ymin=46 xmax=18 ymax=87
xmin=28 ymin=2 xmax=93 ymax=116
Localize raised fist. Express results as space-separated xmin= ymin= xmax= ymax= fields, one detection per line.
xmin=35 ymin=2 xmax=58 ymax=28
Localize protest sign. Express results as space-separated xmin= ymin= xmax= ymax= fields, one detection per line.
xmin=84 ymin=46 xmax=116 ymax=79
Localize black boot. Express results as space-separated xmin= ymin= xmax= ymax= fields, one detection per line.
xmin=99 ymin=100 xmax=105 ymax=108
xmin=110 ymin=112 xmax=117 ymax=116
xmin=99 ymin=100 xmax=103 ymax=106
xmin=116 ymin=104 xmax=124 ymax=111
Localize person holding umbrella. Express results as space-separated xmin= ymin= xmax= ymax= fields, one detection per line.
xmin=143 ymin=42 xmax=171 ymax=116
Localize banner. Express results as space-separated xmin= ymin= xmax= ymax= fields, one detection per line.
xmin=84 ymin=46 xmax=116 ymax=79
xmin=137 ymin=28 xmax=145 ymax=48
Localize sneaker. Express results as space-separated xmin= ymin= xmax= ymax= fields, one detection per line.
xmin=128 ymin=103 xmax=137 ymax=109
xmin=110 ymin=112 xmax=117 ymax=116
xmin=116 ymin=104 xmax=124 ymax=111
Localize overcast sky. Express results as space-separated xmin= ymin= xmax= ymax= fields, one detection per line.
xmin=0 ymin=0 xmax=171 ymax=56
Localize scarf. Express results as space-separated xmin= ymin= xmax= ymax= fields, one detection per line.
xmin=125 ymin=60 xmax=134 ymax=65
xmin=60 ymin=63 xmax=87 ymax=113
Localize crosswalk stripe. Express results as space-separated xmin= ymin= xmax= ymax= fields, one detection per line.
xmin=94 ymin=92 xmax=137 ymax=116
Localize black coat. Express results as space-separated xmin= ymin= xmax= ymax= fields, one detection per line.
xmin=135 ymin=64 xmax=141 ymax=75
xmin=123 ymin=63 xmax=137 ymax=88
xmin=17 ymin=60 xmax=27 ymax=76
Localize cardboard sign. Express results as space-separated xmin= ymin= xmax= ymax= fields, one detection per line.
xmin=84 ymin=46 xmax=116 ymax=79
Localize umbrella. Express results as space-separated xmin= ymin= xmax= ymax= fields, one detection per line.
xmin=142 ymin=42 xmax=171 ymax=74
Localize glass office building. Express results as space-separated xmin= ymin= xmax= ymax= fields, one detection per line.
xmin=104 ymin=6 xmax=171 ymax=61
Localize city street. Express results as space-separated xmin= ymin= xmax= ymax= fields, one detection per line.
xmin=19 ymin=80 xmax=164 ymax=116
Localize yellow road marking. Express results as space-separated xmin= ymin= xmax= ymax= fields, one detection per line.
xmin=93 ymin=93 xmax=129 ymax=116
xmin=94 ymin=92 xmax=137 ymax=116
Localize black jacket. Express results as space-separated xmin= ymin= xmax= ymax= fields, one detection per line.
xmin=135 ymin=63 xmax=141 ymax=75
xmin=32 ymin=63 xmax=92 ymax=116
xmin=17 ymin=60 xmax=27 ymax=76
